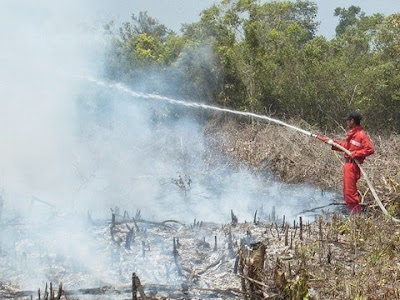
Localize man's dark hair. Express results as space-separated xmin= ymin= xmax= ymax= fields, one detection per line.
xmin=346 ymin=112 xmax=362 ymax=125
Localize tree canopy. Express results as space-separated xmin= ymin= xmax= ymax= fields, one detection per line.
xmin=105 ymin=1 xmax=400 ymax=133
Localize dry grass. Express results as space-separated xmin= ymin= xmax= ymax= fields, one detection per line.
xmin=297 ymin=213 xmax=400 ymax=299
xmin=205 ymin=117 xmax=400 ymax=299
xmin=247 ymin=213 xmax=400 ymax=299
xmin=205 ymin=118 xmax=400 ymax=216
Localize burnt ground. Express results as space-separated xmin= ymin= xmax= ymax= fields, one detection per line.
xmin=1 ymin=118 xmax=400 ymax=299
xmin=205 ymin=118 xmax=400 ymax=215
xmin=2 ymin=209 xmax=399 ymax=299
xmin=205 ymin=118 xmax=400 ymax=299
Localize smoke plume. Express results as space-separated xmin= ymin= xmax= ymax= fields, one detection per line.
xmin=0 ymin=0 xmax=336 ymax=292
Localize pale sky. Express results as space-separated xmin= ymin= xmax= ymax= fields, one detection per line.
xmin=102 ymin=0 xmax=400 ymax=39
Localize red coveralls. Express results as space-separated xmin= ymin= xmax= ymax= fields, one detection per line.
xmin=332 ymin=126 xmax=374 ymax=213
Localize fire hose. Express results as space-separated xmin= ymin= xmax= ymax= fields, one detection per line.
xmin=238 ymin=110 xmax=399 ymax=222
xmin=238 ymin=113 xmax=395 ymax=220
xmin=215 ymin=109 xmax=400 ymax=222
xmin=87 ymin=77 xmax=399 ymax=222
xmin=298 ymin=130 xmax=399 ymax=223
xmin=313 ymin=135 xmax=400 ymax=222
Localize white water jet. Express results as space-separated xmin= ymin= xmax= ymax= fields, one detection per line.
xmin=86 ymin=77 xmax=315 ymax=137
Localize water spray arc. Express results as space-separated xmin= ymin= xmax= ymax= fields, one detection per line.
xmin=87 ymin=77 xmax=400 ymax=223
xmin=86 ymin=77 xmax=313 ymax=135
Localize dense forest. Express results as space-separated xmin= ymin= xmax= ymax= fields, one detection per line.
xmin=104 ymin=0 xmax=400 ymax=132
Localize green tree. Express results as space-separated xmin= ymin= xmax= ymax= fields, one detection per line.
xmin=105 ymin=11 xmax=184 ymax=78
xmin=104 ymin=4 xmax=400 ymax=132
xmin=360 ymin=14 xmax=400 ymax=131
xmin=119 ymin=11 xmax=172 ymax=42
xmin=334 ymin=6 xmax=364 ymax=36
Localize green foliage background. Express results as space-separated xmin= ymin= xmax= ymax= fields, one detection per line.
xmin=104 ymin=0 xmax=400 ymax=133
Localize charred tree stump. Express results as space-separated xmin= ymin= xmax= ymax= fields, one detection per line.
xmin=132 ymin=216 xmax=140 ymax=232
xmin=284 ymin=224 xmax=289 ymax=247
xmin=173 ymin=238 xmax=183 ymax=276
xmin=231 ymin=210 xmax=238 ymax=226
xmin=44 ymin=282 xmax=48 ymax=300
xmin=125 ymin=225 xmax=134 ymax=250
xmin=132 ymin=273 xmax=146 ymax=300
xmin=290 ymin=232 xmax=293 ymax=249
xmin=248 ymin=242 xmax=266 ymax=300
xmin=273 ymin=258 xmax=287 ymax=294
xmin=57 ymin=283 xmax=62 ymax=300
xmin=327 ymin=245 xmax=332 ymax=264
xmin=274 ymin=223 xmax=280 ymax=241
xmin=318 ymin=217 xmax=324 ymax=264
xmin=132 ymin=273 xmax=137 ymax=300
xmin=173 ymin=238 xmax=178 ymax=256
xmin=110 ymin=213 xmax=116 ymax=241
xmin=238 ymin=250 xmax=248 ymax=300
xmin=299 ymin=216 xmax=303 ymax=241
xmin=318 ymin=217 xmax=323 ymax=241
xmin=233 ymin=255 xmax=240 ymax=274
xmin=112 ymin=213 xmax=116 ymax=227
xmin=227 ymin=228 xmax=235 ymax=258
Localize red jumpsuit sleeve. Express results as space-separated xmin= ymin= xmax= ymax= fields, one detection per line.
xmin=352 ymin=133 xmax=374 ymax=159
xmin=331 ymin=139 xmax=347 ymax=152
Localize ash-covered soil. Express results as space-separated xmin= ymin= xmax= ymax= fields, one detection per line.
xmin=0 ymin=210 xmax=332 ymax=300
xmin=1 ymin=118 xmax=399 ymax=299
xmin=1 ymin=202 xmax=399 ymax=299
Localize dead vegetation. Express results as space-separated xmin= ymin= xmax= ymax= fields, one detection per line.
xmin=2 ymin=203 xmax=400 ymax=300
xmin=205 ymin=118 xmax=400 ymax=216
xmin=7 ymin=209 xmax=398 ymax=300
xmin=2 ymin=118 xmax=400 ymax=300
xmin=202 ymin=117 xmax=400 ymax=299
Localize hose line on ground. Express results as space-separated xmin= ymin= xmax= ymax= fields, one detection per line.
xmin=261 ymin=119 xmax=399 ymax=222
xmin=319 ymin=139 xmax=400 ymax=223
xmin=240 ymin=115 xmax=399 ymax=222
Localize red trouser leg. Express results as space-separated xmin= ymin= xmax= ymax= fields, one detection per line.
xmin=343 ymin=162 xmax=362 ymax=213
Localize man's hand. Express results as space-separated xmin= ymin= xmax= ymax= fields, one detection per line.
xmin=317 ymin=136 xmax=334 ymax=145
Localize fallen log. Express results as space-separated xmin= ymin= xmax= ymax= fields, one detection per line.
xmin=196 ymin=254 xmax=225 ymax=276
xmin=296 ymin=202 xmax=345 ymax=215
xmin=87 ymin=215 xmax=185 ymax=229
xmin=7 ymin=284 xmax=243 ymax=299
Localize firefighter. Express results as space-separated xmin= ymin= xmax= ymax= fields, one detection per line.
xmin=326 ymin=112 xmax=375 ymax=213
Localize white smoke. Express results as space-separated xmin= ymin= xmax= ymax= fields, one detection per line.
xmin=1 ymin=1 xmax=93 ymax=208
xmin=0 ymin=0 xmax=337 ymax=293
xmin=0 ymin=0 xmax=135 ymax=291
